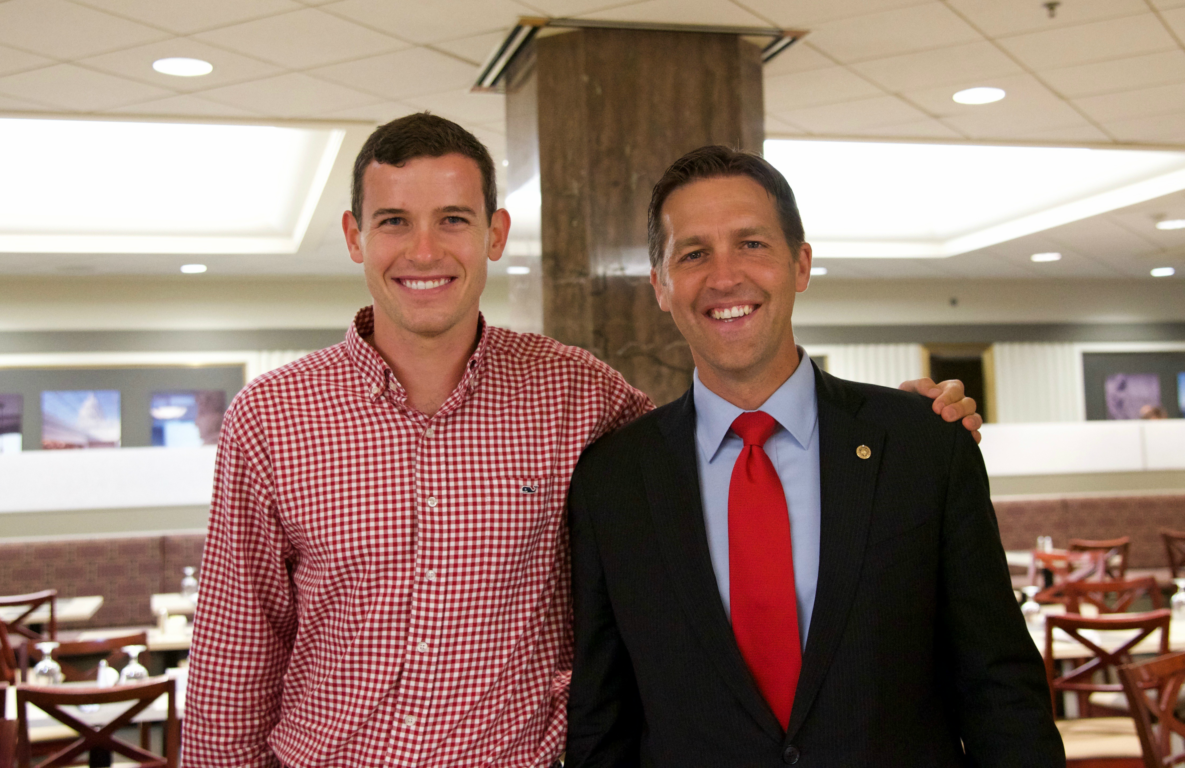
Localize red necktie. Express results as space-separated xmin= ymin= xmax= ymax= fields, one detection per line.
xmin=728 ymin=410 xmax=802 ymax=730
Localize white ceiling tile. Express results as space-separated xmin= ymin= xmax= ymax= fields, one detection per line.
xmin=1007 ymin=123 xmax=1114 ymax=143
xmin=939 ymin=101 xmax=1094 ymax=140
xmin=577 ymin=0 xmax=768 ymax=27
xmin=773 ymin=95 xmax=930 ymax=134
xmin=904 ymin=72 xmax=1065 ymax=117
xmin=805 ymin=3 xmax=983 ymax=64
xmin=996 ymin=14 xmax=1176 ymax=71
xmin=72 ymin=0 xmax=304 ymax=35
xmin=0 ymin=43 xmax=53 ymax=78
xmin=309 ymin=48 xmax=476 ymax=102
xmin=849 ymin=41 xmax=1023 ymax=92
xmin=764 ymin=67 xmax=883 ymax=112
xmin=0 ymin=63 xmax=173 ymax=111
xmin=404 ymin=88 xmax=505 ymax=126
xmin=839 ymin=118 xmax=965 ymax=139
xmin=1040 ymin=51 xmax=1185 ymax=99
xmin=1074 ymin=81 xmax=1185 ymax=124
xmin=1101 ymin=111 xmax=1185 ymax=144
xmin=197 ymin=72 xmax=381 ymax=117
xmin=1162 ymin=7 xmax=1185 ymax=38
xmin=736 ymin=0 xmax=931 ymax=28
xmin=78 ymin=38 xmax=284 ymax=92
xmin=104 ymin=93 xmax=263 ymax=118
xmin=317 ymin=100 xmax=418 ymax=122
xmin=193 ymin=8 xmax=404 ymax=69
xmin=512 ymin=1 xmax=649 ymax=16
xmin=433 ymin=31 xmax=506 ymax=66
xmin=0 ymin=0 xmax=169 ymax=59
xmin=321 ymin=0 xmax=525 ymax=45
xmin=946 ymin=0 xmax=1151 ymax=38
xmin=0 ymin=92 xmax=53 ymax=111
xmin=764 ymin=113 xmax=809 ymax=136
xmin=1150 ymin=0 xmax=1185 ymax=8
xmin=762 ymin=42 xmax=836 ymax=78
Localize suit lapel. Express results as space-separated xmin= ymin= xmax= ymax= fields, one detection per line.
xmin=785 ymin=365 xmax=885 ymax=741
xmin=647 ymin=390 xmax=785 ymax=742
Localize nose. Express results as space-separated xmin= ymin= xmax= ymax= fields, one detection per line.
xmin=409 ymin=225 xmax=437 ymax=264
xmin=705 ymin=250 xmax=743 ymax=290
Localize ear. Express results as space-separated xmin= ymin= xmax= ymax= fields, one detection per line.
xmin=650 ymin=267 xmax=671 ymax=312
xmin=343 ymin=210 xmax=364 ymax=265
xmin=795 ymin=242 xmax=813 ymax=293
xmin=486 ymin=208 xmax=511 ymax=263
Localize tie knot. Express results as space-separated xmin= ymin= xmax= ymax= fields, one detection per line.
xmin=731 ymin=411 xmax=778 ymax=447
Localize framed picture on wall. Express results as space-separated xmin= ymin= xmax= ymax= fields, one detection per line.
xmin=41 ymin=390 xmax=121 ymax=449
xmin=1083 ymin=352 xmax=1185 ymax=420
xmin=0 ymin=393 xmax=21 ymax=453
xmin=150 ymin=390 xmax=226 ymax=447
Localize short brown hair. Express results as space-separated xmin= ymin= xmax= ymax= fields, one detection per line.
xmin=351 ymin=112 xmax=497 ymax=224
xmin=647 ymin=145 xmax=804 ymax=270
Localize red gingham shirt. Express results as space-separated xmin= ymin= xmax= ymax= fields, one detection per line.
xmin=182 ymin=307 xmax=652 ymax=768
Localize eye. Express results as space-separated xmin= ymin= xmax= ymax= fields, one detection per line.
xmin=680 ymin=249 xmax=705 ymax=263
xmin=379 ymin=216 xmax=405 ymax=227
xmin=740 ymin=240 xmax=766 ymax=250
xmin=443 ymin=215 xmax=469 ymax=225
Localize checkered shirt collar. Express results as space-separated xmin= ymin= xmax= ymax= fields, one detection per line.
xmin=344 ymin=305 xmax=492 ymax=409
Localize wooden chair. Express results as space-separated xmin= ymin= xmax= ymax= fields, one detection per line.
xmin=1162 ymin=529 xmax=1185 ymax=580
xmin=0 ymin=623 xmax=16 ymax=686
xmin=29 ymin=633 xmax=149 ymax=682
xmin=1045 ymin=609 xmax=1171 ymax=718
xmin=1070 ymin=538 xmax=1131 ymax=581
xmin=1118 ymin=651 xmax=1185 ymax=768
xmin=1064 ymin=577 xmax=1164 ymax=615
xmin=0 ymin=591 xmax=56 ymax=643
xmin=16 ymin=678 xmax=178 ymax=768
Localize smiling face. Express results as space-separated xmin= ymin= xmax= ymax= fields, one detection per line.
xmin=343 ymin=153 xmax=508 ymax=346
xmin=650 ymin=174 xmax=812 ymax=406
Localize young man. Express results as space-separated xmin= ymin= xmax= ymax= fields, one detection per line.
xmin=565 ymin=146 xmax=1063 ymax=767
xmin=183 ymin=116 xmax=982 ymax=767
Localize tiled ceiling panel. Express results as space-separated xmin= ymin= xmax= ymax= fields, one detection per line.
xmin=0 ymin=43 xmax=52 ymax=78
xmin=576 ymin=0 xmax=768 ymax=27
xmin=310 ymin=48 xmax=477 ymax=102
xmin=196 ymin=72 xmax=380 ymax=117
xmin=848 ymin=41 xmax=1023 ymax=92
xmin=996 ymin=14 xmax=1178 ymax=71
xmin=739 ymin=0 xmax=932 ymax=28
xmin=806 ymin=3 xmax=982 ymax=63
xmin=763 ymin=66 xmax=882 ymax=112
xmin=0 ymin=0 xmax=169 ymax=59
xmin=1040 ymin=51 xmax=1185 ymax=99
xmin=1074 ymin=81 xmax=1185 ymax=124
xmin=193 ymin=8 xmax=405 ymax=69
xmin=321 ymin=0 xmax=532 ymax=44
xmin=773 ymin=94 xmax=931 ymax=134
xmin=0 ymin=63 xmax=173 ymax=111
xmin=946 ymin=0 xmax=1151 ymax=38
xmin=72 ymin=0 xmax=305 ymax=35
xmin=79 ymin=39 xmax=285 ymax=92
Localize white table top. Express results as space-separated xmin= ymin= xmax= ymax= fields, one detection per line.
xmin=150 ymin=593 xmax=196 ymax=617
xmin=0 ymin=595 xmax=103 ymax=626
xmin=72 ymin=625 xmax=192 ymax=653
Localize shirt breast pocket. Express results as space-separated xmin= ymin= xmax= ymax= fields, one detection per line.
xmin=477 ymin=476 xmax=558 ymax=582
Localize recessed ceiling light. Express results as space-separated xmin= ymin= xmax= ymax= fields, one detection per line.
xmin=1151 ymin=267 xmax=1175 ymax=277
xmin=153 ymin=57 xmax=213 ymax=77
xmin=952 ymin=87 xmax=1005 ymax=105
xmin=1156 ymin=219 xmax=1185 ymax=230
xmin=506 ymin=265 xmax=530 ymax=275
xmin=180 ymin=264 xmax=207 ymax=274
xmin=810 ymin=266 xmax=827 ymax=275
xmin=1030 ymin=252 xmax=1062 ymax=262
xmin=501 ymin=159 xmax=509 ymax=167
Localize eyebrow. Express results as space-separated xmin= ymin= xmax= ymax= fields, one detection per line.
xmin=369 ymin=205 xmax=479 ymax=221
xmin=671 ymin=225 xmax=777 ymax=252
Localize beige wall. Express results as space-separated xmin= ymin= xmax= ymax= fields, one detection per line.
xmin=1 ymin=275 xmax=1181 ymax=333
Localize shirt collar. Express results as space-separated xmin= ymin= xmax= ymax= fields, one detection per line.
xmin=693 ymin=348 xmax=819 ymax=463
xmin=345 ymin=305 xmax=492 ymax=409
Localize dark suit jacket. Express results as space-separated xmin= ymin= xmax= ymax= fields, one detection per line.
xmin=566 ymin=364 xmax=1064 ymax=767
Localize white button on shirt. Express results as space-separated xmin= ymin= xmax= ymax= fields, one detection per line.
xmin=427 ymin=496 xmax=437 ymax=508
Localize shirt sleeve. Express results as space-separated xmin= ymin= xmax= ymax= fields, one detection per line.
xmin=181 ymin=397 xmax=299 ymax=768
xmin=598 ymin=376 xmax=655 ymax=440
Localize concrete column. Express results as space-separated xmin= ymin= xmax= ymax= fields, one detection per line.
xmin=505 ymin=27 xmax=764 ymax=404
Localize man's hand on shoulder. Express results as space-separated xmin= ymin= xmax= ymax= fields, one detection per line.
xmin=899 ymin=377 xmax=984 ymax=444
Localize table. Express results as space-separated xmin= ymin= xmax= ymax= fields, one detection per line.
xmin=0 ymin=596 xmax=104 ymax=626
xmin=150 ymin=593 xmax=195 ymax=618
xmin=71 ymin=626 xmax=192 ymax=654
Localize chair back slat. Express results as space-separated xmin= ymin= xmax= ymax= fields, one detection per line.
xmin=0 ymin=591 xmax=57 ymax=642
xmin=0 ymin=682 xmax=14 ymax=768
xmin=1069 ymin=537 xmax=1131 ymax=581
xmin=1119 ymin=652 xmax=1185 ymax=767
xmin=1044 ymin=609 xmax=1171 ymax=717
xmin=1162 ymin=529 xmax=1185 ymax=580
xmin=15 ymin=678 xmax=177 ymax=768
xmin=0 ymin=624 xmax=16 ymax=686
xmin=1063 ymin=577 xmax=1164 ymax=615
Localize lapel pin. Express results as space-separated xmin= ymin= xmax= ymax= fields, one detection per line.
xmin=856 ymin=445 xmax=871 ymax=460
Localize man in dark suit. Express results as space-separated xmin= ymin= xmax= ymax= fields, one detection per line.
xmin=565 ymin=146 xmax=1063 ymax=767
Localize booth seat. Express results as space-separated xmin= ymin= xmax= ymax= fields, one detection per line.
xmin=993 ymin=493 xmax=1185 ymax=575
xmin=0 ymin=531 xmax=205 ymax=628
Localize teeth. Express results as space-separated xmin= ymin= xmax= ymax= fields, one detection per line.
xmin=710 ymin=305 xmax=754 ymax=321
xmin=403 ymin=278 xmax=450 ymax=290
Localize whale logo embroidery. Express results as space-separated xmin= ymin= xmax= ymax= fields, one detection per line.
xmin=521 ymin=485 xmax=538 ymax=494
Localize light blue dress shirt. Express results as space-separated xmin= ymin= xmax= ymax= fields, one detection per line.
xmin=692 ymin=350 xmax=821 ymax=649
